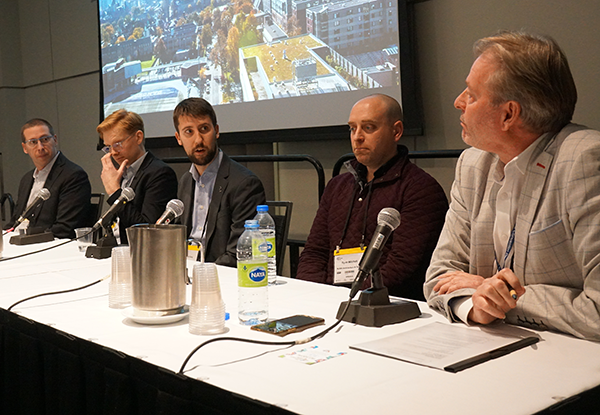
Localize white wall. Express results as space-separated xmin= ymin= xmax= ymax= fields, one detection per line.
xmin=410 ymin=0 xmax=600 ymax=201
xmin=1 ymin=0 xmax=599 ymax=253
xmin=0 ymin=0 xmax=26 ymax=199
xmin=0 ymin=0 xmax=102 ymax=204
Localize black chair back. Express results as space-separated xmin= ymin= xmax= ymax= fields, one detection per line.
xmin=89 ymin=193 xmax=105 ymax=225
xmin=266 ymin=201 xmax=293 ymax=276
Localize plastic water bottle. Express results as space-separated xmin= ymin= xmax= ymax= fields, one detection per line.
xmin=255 ymin=205 xmax=277 ymax=284
xmin=237 ymin=220 xmax=269 ymax=325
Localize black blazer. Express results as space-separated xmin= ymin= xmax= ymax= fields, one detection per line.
xmin=5 ymin=152 xmax=92 ymax=239
xmin=107 ymin=151 xmax=178 ymax=244
xmin=178 ymin=153 xmax=266 ymax=267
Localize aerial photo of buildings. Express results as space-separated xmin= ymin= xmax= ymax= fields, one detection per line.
xmin=99 ymin=0 xmax=401 ymax=114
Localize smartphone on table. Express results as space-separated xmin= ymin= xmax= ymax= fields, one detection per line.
xmin=251 ymin=315 xmax=325 ymax=337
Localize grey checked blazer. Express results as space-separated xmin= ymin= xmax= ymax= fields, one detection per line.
xmin=425 ymin=124 xmax=600 ymax=341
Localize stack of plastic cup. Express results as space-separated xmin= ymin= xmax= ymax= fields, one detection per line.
xmin=109 ymin=246 xmax=132 ymax=309
xmin=189 ymin=263 xmax=226 ymax=335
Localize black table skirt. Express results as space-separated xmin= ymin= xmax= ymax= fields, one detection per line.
xmin=0 ymin=308 xmax=295 ymax=415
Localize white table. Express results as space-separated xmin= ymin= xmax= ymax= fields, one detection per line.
xmin=1 ymin=233 xmax=599 ymax=414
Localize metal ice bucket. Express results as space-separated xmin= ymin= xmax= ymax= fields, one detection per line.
xmin=126 ymin=224 xmax=187 ymax=316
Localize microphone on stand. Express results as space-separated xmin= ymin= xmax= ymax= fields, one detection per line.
xmin=337 ymin=207 xmax=421 ymax=327
xmin=92 ymin=187 xmax=135 ymax=231
xmin=86 ymin=187 xmax=135 ymax=259
xmin=8 ymin=188 xmax=54 ymax=245
xmin=349 ymin=207 xmax=401 ymax=298
xmin=156 ymin=199 xmax=184 ymax=225
xmin=14 ymin=188 xmax=51 ymax=227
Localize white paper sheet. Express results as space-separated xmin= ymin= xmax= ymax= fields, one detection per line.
xmin=351 ymin=322 xmax=539 ymax=372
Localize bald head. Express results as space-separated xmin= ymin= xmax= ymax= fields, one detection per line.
xmin=354 ymin=94 xmax=403 ymax=124
xmin=348 ymin=94 xmax=404 ymax=181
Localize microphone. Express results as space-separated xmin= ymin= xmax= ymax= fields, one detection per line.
xmin=92 ymin=187 xmax=135 ymax=231
xmin=14 ymin=188 xmax=51 ymax=227
xmin=349 ymin=207 xmax=401 ymax=298
xmin=156 ymin=199 xmax=184 ymax=225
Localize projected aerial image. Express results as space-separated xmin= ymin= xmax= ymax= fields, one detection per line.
xmin=99 ymin=0 xmax=400 ymax=115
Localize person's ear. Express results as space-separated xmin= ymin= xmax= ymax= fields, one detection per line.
xmin=134 ymin=130 xmax=144 ymax=145
xmin=501 ymin=101 xmax=521 ymax=131
xmin=393 ymin=120 xmax=404 ymax=143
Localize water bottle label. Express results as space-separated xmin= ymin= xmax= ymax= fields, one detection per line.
xmin=252 ymin=239 xmax=269 ymax=256
xmin=266 ymin=236 xmax=276 ymax=258
xmin=238 ymin=262 xmax=268 ymax=287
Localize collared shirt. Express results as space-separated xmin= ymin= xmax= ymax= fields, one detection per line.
xmin=190 ymin=149 xmax=223 ymax=241
xmin=112 ymin=152 xmax=147 ymax=243
xmin=453 ymin=134 xmax=548 ymax=324
xmin=121 ymin=152 xmax=147 ymax=189
xmin=26 ymin=151 xmax=60 ymax=207
xmin=493 ymin=133 xmax=547 ymax=267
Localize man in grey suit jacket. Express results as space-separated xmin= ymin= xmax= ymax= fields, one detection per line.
xmin=173 ymin=98 xmax=266 ymax=267
xmin=424 ymin=31 xmax=600 ymax=341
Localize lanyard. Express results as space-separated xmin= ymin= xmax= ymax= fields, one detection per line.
xmin=495 ymin=225 xmax=516 ymax=273
xmin=336 ymin=180 xmax=374 ymax=252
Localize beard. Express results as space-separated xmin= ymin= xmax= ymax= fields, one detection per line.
xmin=186 ymin=143 xmax=218 ymax=167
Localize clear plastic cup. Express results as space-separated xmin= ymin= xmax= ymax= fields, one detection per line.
xmin=189 ymin=263 xmax=226 ymax=335
xmin=75 ymin=227 xmax=94 ymax=252
xmin=109 ymin=246 xmax=132 ymax=309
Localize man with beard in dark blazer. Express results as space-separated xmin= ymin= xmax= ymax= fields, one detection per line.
xmin=173 ymin=98 xmax=266 ymax=267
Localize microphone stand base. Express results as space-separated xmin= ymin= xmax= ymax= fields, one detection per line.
xmin=85 ymin=234 xmax=118 ymax=259
xmin=336 ymin=287 xmax=421 ymax=327
xmin=9 ymin=229 xmax=54 ymax=245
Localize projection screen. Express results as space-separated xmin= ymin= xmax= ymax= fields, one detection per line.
xmin=97 ymin=0 xmax=422 ymax=140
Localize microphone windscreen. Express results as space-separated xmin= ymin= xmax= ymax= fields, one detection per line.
xmin=39 ymin=188 xmax=51 ymax=201
xmin=122 ymin=187 xmax=135 ymax=202
xmin=167 ymin=199 xmax=184 ymax=217
xmin=377 ymin=208 xmax=401 ymax=230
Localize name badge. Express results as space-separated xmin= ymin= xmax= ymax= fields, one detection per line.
xmin=333 ymin=246 xmax=365 ymax=284
xmin=111 ymin=220 xmax=121 ymax=245
xmin=187 ymin=239 xmax=203 ymax=261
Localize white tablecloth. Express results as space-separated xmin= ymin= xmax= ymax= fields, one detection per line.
xmin=1 ymin=234 xmax=599 ymax=414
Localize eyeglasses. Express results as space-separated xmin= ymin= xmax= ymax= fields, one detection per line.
xmin=102 ymin=132 xmax=136 ymax=154
xmin=23 ymin=135 xmax=55 ymax=148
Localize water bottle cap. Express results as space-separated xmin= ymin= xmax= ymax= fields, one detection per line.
xmin=256 ymin=205 xmax=268 ymax=212
xmin=244 ymin=220 xmax=259 ymax=229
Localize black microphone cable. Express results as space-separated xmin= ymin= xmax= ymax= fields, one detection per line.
xmin=0 ymin=227 xmax=95 ymax=262
xmin=7 ymin=274 xmax=111 ymax=312
xmin=178 ymin=287 xmax=357 ymax=375
xmin=178 ymin=211 xmax=403 ymax=373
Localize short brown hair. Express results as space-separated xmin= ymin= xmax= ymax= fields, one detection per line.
xmin=173 ymin=98 xmax=218 ymax=131
xmin=21 ymin=118 xmax=55 ymax=142
xmin=474 ymin=30 xmax=577 ymax=134
xmin=97 ymin=109 xmax=145 ymax=139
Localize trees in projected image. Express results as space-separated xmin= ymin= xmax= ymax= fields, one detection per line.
xmin=99 ymin=0 xmax=400 ymax=118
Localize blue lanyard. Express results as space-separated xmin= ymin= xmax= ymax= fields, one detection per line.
xmin=495 ymin=225 xmax=516 ymax=273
